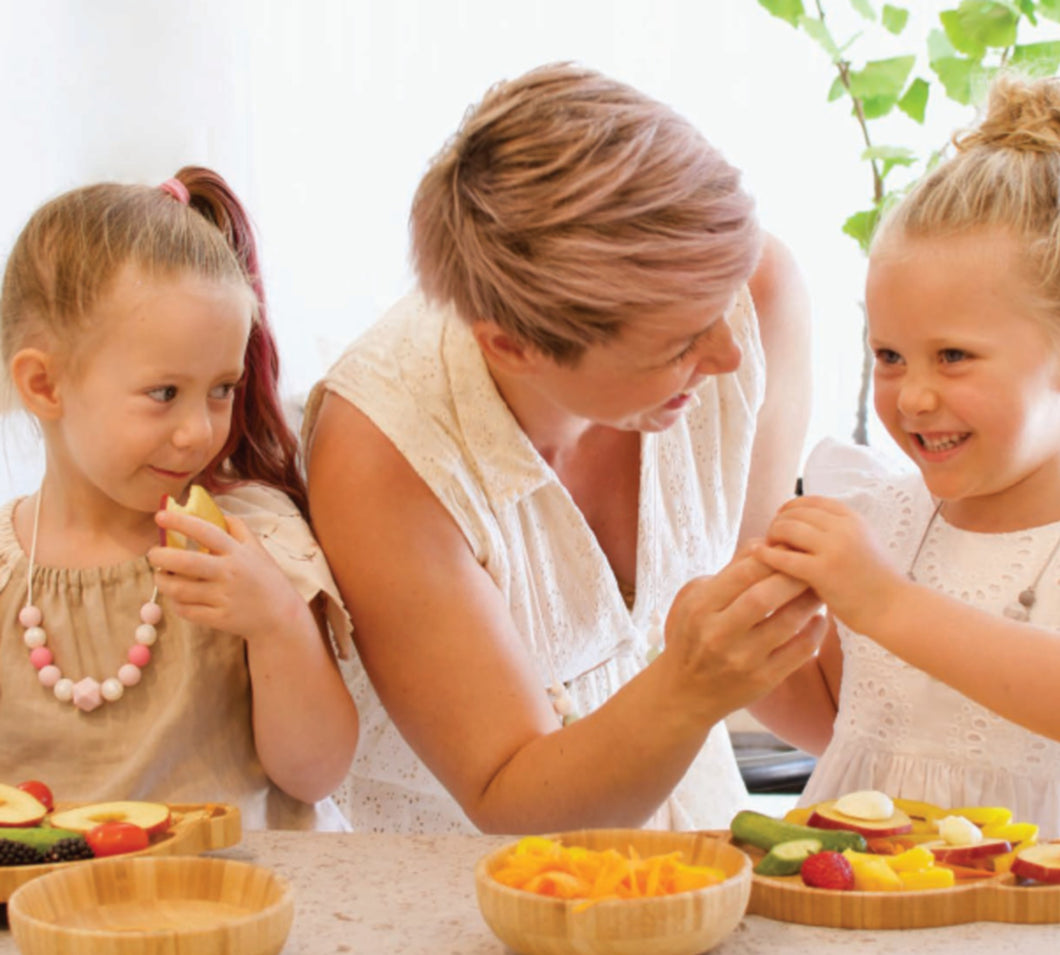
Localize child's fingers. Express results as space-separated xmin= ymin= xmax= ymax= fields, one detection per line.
xmin=753 ymin=541 xmax=816 ymax=580
xmin=147 ymin=544 xmax=216 ymax=580
xmin=154 ymin=508 xmax=233 ymax=554
xmin=765 ymin=515 xmax=830 ymax=553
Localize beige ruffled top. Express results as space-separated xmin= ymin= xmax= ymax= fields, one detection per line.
xmin=0 ymin=483 xmax=353 ymax=831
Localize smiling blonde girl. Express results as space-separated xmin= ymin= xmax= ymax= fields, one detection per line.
xmin=754 ymin=73 xmax=1060 ymax=835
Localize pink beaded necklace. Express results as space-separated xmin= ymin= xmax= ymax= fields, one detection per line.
xmin=21 ymin=490 xmax=163 ymax=712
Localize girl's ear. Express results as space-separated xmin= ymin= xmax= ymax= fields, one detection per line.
xmin=9 ymin=348 xmax=63 ymax=420
xmin=471 ymin=322 xmax=541 ymax=375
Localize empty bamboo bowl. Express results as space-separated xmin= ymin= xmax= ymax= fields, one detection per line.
xmin=7 ymin=855 xmax=294 ymax=955
xmin=475 ymin=829 xmax=752 ymax=955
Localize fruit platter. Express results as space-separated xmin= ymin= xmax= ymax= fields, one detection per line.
xmin=725 ymin=789 xmax=1060 ymax=929
xmin=0 ymin=779 xmax=241 ymax=902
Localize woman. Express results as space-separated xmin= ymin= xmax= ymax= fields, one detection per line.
xmin=303 ymin=63 xmax=823 ymax=833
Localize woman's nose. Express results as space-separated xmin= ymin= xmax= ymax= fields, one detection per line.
xmin=695 ymin=320 xmax=742 ymax=375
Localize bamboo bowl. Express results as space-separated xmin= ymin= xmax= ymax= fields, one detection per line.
xmin=475 ymin=829 xmax=751 ymax=955
xmin=7 ymin=855 xmax=294 ymax=955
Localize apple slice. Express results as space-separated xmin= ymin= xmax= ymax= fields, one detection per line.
xmin=160 ymin=485 xmax=228 ymax=550
xmin=807 ymin=800 xmax=913 ymax=838
xmin=922 ymin=838 xmax=1012 ymax=866
xmin=1011 ymin=844 xmax=1060 ymax=884
xmin=49 ymin=800 xmax=171 ymax=836
xmin=0 ymin=782 xmax=48 ymax=827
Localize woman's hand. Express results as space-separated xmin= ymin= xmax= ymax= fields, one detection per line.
xmin=660 ymin=550 xmax=828 ymax=723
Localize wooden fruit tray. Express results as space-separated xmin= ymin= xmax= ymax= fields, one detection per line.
xmin=0 ymin=802 xmax=241 ymax=903
xmin=712 ymin=832 xmax=1060 ymax=929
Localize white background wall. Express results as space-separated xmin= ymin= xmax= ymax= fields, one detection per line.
xmin=0 ymin=0 xmax=1006 ymax=496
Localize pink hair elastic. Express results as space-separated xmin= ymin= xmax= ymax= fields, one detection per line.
xmin=159 ymin=177 xmax=190 ymax=205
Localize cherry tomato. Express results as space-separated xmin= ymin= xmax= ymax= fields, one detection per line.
xmin=85 ymin=821 xmax=150 ymax=857
xmin=17 ymin=779 xmax=54 ymax=812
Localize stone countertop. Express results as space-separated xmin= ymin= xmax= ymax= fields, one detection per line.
xmin=3 ymin=830 xmax=1058 ymax=954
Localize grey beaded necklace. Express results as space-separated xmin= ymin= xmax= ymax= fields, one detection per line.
xmin=907 ymin=500 xmax=1060 ymax=622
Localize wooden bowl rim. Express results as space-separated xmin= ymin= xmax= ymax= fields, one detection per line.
xmin=8 ymin=854 xmax=294 ymax=941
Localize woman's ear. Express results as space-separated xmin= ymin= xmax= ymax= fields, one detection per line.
xmin=9 ymin=348 xmax=63 ymax=420
xmin=471 ymin=322 xmax=539 ymax=375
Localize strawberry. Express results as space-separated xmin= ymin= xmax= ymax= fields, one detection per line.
xmin=800 ymin=850 xmax=855 ymax=890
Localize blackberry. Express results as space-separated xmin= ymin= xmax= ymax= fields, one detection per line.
xmin=0 ymin=838 xmax=44 ymax=866
xmin=42 ymin=837 xmax=95 ymax=863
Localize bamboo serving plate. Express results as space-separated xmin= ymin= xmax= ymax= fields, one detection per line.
xmin=0 ymin=802 xmax=241 ymax=903
xmin=721 ymin=832 xmax=1060 ymax=929
xmin=475 ymin=828 xmax=752 ymax=955
xmin=7 ymin=855 xmax=292 ymax=955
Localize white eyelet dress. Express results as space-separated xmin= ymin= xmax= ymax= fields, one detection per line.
xmin=799 ymin=439 xmax=1060 ymax=837
xmin=302 ymin=289 xmax=767 ymax=833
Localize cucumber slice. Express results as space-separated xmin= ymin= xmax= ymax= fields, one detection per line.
xmin=731 ymin=809 xmax=867 ymax=853
xmin=754 ymin=838 xmax=823 ymax=877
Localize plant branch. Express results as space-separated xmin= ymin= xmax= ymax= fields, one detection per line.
xmin=815 ymin=0 xmax=883 ymax=202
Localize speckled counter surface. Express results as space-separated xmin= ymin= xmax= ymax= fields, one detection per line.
xmin=3 ymin=831 xmax=1059 ymax=954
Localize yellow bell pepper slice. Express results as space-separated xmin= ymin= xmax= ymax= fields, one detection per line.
xmin=982 ymin=821 xmax=1038 ymax=847
xmin=783 ymin=807 xmax=814 ymax=826
xmin=842 ymin=850 xmax=903 ymax=891
xmin=892 ymin=797 xmax=946 ymax=821
xmin=886 ymin=845 xmax=937 ymax=873
xmin=949 ymin=806 xmax=1012 ymax=828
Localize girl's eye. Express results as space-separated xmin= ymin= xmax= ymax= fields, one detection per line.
xmin=873 ymin=348 xmax=902 ymax=366
xmin=939 ymin=348 xmax=968 ymax=363
xmin=147 ymin=386 xmax=178 ymax=403
xmin=210 ymin=382 xmax=239 ymax=400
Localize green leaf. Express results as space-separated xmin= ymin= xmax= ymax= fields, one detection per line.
xmin=927 ymin=27 xmax=957 ymax=61
xmin=939 ymin=2 xmax=1019 ymax=59
xmin=1038 ymin=0 xmax=1060 ymax=24
xmin=847 ymin=55 xmax=915 ymax=99
xmin=930 ymin=55 xmax=995 ymax=105
xmin=897 ymin=77 xmax=929 ymax=122
xmin=1016 ymin=0 xmax=1038 ymax=25
xmin=882 ymin=4 xmax=909 ymax=33
xmin=757 ymin=0 xmax=807 ymax=27
xmin=846 ymin=56 xmax=915 ymax=119
xmin=849 ymin=0 xmax=876 ymax=19
xmin=1011 ymin=40 xmax=1060 ymax=75
xmin=859 ymin=95 xmax=898 ymax=119
xmin=798 ymin=14 xmax=842 ymax=58
xmin=863 ymin=145 xmax=918 ymax=179
xmin=843 ymin=209 xmax=881 ymax=254
xmin=827 ymin=75 xmax=847 ymax=101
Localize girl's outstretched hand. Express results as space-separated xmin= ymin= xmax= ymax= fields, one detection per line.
xmin=753 ymin=495 xmax=905 ymax=632
xmin=148 ymin=508 xmax=305 ymax=643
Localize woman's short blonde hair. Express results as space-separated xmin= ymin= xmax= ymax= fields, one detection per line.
xmin=875 ymin=72 xmax=1060 ymax=334
xmin=410 ymin=62 xmax=762 ymax=364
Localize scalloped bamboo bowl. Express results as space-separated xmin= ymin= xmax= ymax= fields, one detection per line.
xmin=7 ymin=855 xmax=293 ymax=955
xmin=475 ymin=829 xmax=751 ymax=955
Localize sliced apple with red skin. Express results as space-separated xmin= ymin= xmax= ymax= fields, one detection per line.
xmin=0 ymin=782 xmax=48 ymax=827
xmin=922 ymin=838 xmax=1012 ymax=866
xmin=807 ymin=800 xmax=913 ymax=838
xmin=1011 ymin=843 xmax=1060 ymax=884
xmin=49 ymin=800 xmax=171 ymax=836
